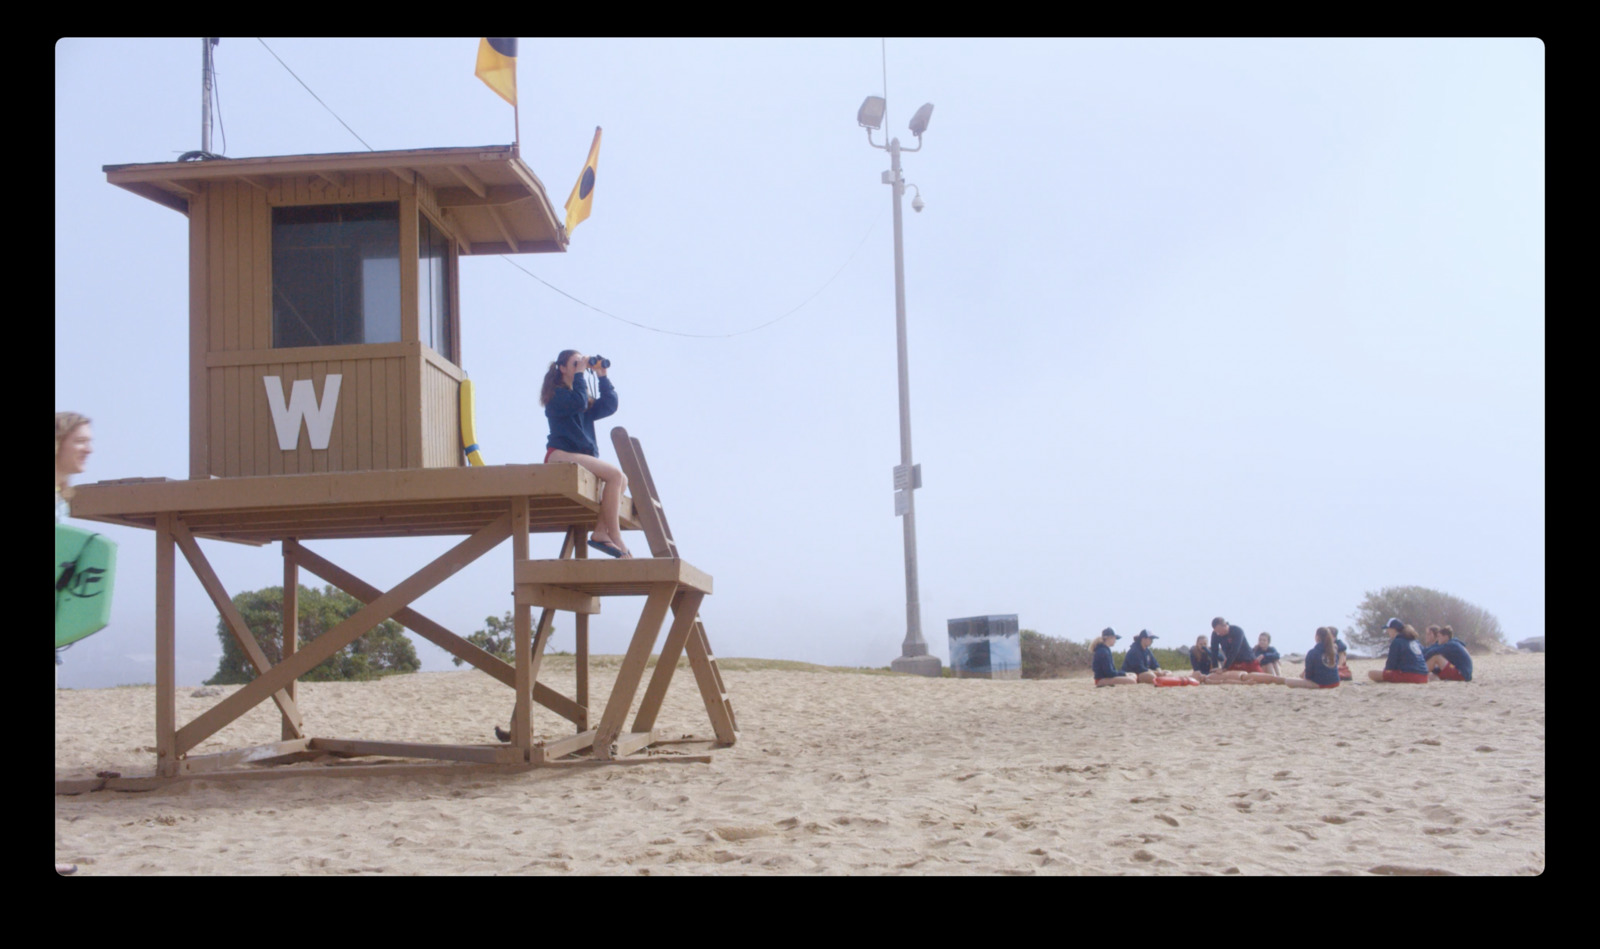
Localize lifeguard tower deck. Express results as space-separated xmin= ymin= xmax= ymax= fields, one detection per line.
xmin=68 ymin=144 xmax=735 ymax=783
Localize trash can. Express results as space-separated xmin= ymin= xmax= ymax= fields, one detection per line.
xmin=948 ymin=614 xmax=1021 ymax=679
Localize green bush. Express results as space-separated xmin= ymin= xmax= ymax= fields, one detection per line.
xmin=1020 ymin=629 xmax=1093 ymax=678
xmin=206 ymin=584 xmax=420 ymax=685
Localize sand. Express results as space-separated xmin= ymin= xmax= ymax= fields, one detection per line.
xmin=54 ymin=653 xmax=1544 ymax=875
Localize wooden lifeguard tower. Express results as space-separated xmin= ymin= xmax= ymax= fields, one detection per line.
xmin=69 ymin=143 xmax=736 ymax=781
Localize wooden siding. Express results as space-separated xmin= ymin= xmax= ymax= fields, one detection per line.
xmin=422 ymin=349 xmax=464 ymax=469
xmin=184 ymin=170 xmax=472 ymax=477
xmin=206 ymin=351 xmax=411 ymax=477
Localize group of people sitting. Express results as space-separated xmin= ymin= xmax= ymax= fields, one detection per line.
xmin=1092 ymin=616 xmax=1474 ymax=688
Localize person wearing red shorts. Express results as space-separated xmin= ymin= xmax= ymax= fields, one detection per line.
xmin=1201 ymin=618 xmax=1285 ymax=684
xmin=1423 ymin=625 xmax=1474 ymax=681
xmin=1369 ymin=618 xmax=1430 ymax=683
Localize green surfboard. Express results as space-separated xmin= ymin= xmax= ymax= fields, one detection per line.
xmin=56 ymin=524 xmax=116 ymax=648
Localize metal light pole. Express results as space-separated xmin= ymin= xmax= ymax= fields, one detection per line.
xmin=860 ymin=96 xmax=941 ymax=677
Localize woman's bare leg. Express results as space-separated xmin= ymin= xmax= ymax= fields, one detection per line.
xmin=548 ymin=450 xmax=630 ymax=554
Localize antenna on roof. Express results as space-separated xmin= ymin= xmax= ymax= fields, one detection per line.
xmin=181 ymin=38 xmax=225 ymax=162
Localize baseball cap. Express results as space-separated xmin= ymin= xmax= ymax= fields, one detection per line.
xmin=1138 ymin=629 xmax=1157 ymax=640
xmin=1385 ymin=617 xmax=1403 ymax=630
xmin=1101 ymin=627 xmax=1120 ymax=639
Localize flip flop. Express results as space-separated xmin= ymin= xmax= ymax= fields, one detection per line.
xmin=588 ymin=539 xmax=627 ymax=558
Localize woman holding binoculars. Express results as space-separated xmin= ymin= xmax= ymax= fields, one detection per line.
xmin=540 ymin=350 xmax=630 ymax=558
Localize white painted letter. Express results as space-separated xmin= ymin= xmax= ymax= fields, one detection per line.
xmin=263 ymin=374 xmax=343 ymax=451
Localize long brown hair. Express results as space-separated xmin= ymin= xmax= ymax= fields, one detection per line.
xmin=1399 ymin=624 xmax=1419 ymax=641
xmin=539 ymin=350 xmax=582 ymax=407
xmin=56 ymin=411 xmax=91 ymax=498
xmin=1315 ymin=627 xmax=1337 ymax=668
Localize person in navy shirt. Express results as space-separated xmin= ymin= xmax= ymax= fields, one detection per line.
xmin=1287 ymin=627 xmax=1343 ymax=689
xmin=1120 ymin=629 xmax=1161 ymax=682
xmin=1189 ymin=635 xmax=1215 ymax=676
xmin=1253 ymin=632 xmax=1283 ymax=677
xmin=1368 ymin=618 xmax=1429 ymax=683
xmin=1424 ymin=624 xmax=1474 ymax=681
xmin=1093 ymin=628 xmax=1138 ymax=687
xmin=541 ymin=349 xmax=630 ymax=558
xmin=1202 ymin=617 xmax=1284 ymax=684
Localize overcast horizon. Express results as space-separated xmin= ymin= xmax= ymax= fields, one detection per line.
xmin=56 ymin=38 xmax=1544 ymax=690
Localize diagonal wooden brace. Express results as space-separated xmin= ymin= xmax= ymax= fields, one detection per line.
xmin=174 ymin=514 xmax=512 ymax=756
xmin=171 ymin=518 xmax=305 ymax=737
xmin=592 ymin=582 xmax=677 ymax=760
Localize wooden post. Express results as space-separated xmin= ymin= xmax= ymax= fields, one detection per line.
xmin=155 ymin=514 xmax=177 ymax=777
xmin=592 ymin=582 xmax=676 ymax=760
xmin=574 ymin=526 xmax=589 ymax=731
xmin=632 ymin=589 xmax=705 ymax=733
xmin=511 ymin=496 xmax=532 ymax=756
xmin=282 ymin=542 xmax=298 ymax=741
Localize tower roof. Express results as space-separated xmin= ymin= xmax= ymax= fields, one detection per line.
xmin=104 ymin=144 xmax=567 ymax=254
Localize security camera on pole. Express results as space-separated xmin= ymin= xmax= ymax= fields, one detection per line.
xmin=858 ymin=94 xmax=941 ymax=677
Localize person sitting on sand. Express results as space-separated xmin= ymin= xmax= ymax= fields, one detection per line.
xmin=1189 ymin=635 xmax=1215 ymax=676
xmin=1119 ymin=629 xmax=1162 ymax=683
xmin=1203 ymin=618 xmax=1285 ymax=684
xmin=1253 ymin=631 xmax=1283 ymax=677
xmin=1122 ymin=630 xmax=1199 ymax=685
xmin=1286 ymin=627 xmax=1343 ymax=689
xmin=1424 ymin=624 xmax=1474 ymax=682
xmin=1368 ymin=618 xmax=1430 ymax=683
xmin=1093 ymin=628 xmax=1139 ymax=687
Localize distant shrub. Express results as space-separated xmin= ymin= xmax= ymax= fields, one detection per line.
xmin=1021 ymin=629 xmax=1093 ymax=678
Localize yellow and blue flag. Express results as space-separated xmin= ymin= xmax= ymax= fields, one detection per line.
xmin=564 ymin=126 xmax=602 ymax=236
xmin=474 ymin=38 xmax=517 ymax=106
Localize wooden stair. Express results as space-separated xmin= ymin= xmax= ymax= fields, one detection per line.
xmin=612 ymin=427 xmax=738 ymax=742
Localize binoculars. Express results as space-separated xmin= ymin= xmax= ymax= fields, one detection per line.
xmin=587 ymin=355 xmax=611 ymax=369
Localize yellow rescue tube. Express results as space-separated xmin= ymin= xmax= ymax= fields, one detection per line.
xmin=460 ymin=377 xmax=485 ymax=466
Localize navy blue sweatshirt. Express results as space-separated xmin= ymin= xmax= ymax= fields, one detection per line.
xmin=1190 ymin=646 xmax=1214 ymax=675
xmin=1304 ymin=642 xmax=1341 ymax=686
xmin=1093 ymin=642 xmax=1121 ymax=680
xmin=1253 ymin=644 xmax=1281 ymax=665
xmin=1121 ymin=643 xmax=1160 ymax=675
xmin=1423 ymin=640 xmax=1473 ymax=680
xmin=1384 ymin=635 xmax=1429 ymax=674
xmin=545 ymin=375 xmax=617 ymax=456
xmin=1212 ymin=625 xmax=1255 ymax=667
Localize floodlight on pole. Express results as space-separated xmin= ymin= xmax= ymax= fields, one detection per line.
xmin=860 ymin=94 xmax=940 ymax=678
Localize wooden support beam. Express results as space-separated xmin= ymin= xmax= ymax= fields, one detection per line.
xmin=170 ymin=518 xmax=305 ymax=736
xmin=593 ymin=583 xmax=677 ymax=760
xmin=178 ymin=738 xmax=312 ymax=774
xmin=686 ymin=620 xmax=739 ymax=745
xmin=541 ymin=729 xmax=598 ymax=761
xmin=285 ymin=539 xmax=517 ymax=689
xmin=446 ymin=164 xmax=488 ymax=198
xmin=575 ymin=536 xmax=589 ymax=731
xmin=512 ymin=497 xmax=532 ymax=753
xmin=282 ymin=543 xmax=299 ymax=741
xmin=614 ymin=730 xmax=657 ymax=758
xmin=513 ymin=557 xmax=712 ymax=596
xmin=486 ymin=204 xmax=520 ymax=256
xmin=632 ymin=590 xmax=705 ymax=733
xmin=176 ymin=514 xmax=512 ymax=756
xmin=309 ymin=738 xmax=521 ymax=766
xmin=515 ymin=584 xmax=601 ymax=614
xmin=531 ymin=683 xmax=587 ymax=726
xmin=155 ymin=514 xmax=177 ymax=777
